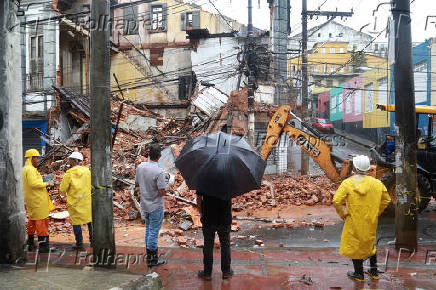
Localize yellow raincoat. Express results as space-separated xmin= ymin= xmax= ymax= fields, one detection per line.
xmin=23 ymin=158 xmax=54 ymax=220
xmin=59 ymin=166 xmax=92 ymax=225
xmin=333 ymin=175 xmax=391 ymax=259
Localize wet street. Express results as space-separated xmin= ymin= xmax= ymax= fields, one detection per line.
xmin=236 ymin=202 xmax=436 ymax=248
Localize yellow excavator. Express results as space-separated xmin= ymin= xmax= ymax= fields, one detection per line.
xmin=260 ymin=105 xmax=353 ymax=182
xmin=260 ymin=104 xmax=436 ymax=212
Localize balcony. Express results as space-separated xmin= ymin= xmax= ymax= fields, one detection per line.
xmin=26 ymin=73 xmax=44 ymax=92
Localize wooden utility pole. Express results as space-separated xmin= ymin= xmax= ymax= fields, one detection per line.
xmin=392 ymin=0 xmax=417 ymax=251
xmin=90 ymin=0 xmax=115 ymax=267
xmin=300 ymin=1 xmax=353 ymax=174
xmin=0 ymin=0 xmax=26 ymax=264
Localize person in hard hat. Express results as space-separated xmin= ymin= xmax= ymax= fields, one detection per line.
xmin=59 ymin=152 xmax=92 ymax=251
xmin=23 ymin=149 xmax=55 ymax=253
xmin=333 ymin=155 xmax=391 ymax=282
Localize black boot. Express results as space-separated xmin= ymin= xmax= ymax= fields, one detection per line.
xmin=146 ymin=249 xmax=153 ymax=267
xmin=38 ymin=236 xmax=57 ymax=253
xmin=149 ymin=249 xmax=166 ymax=267
xmin=27 ymin=235 xmax=35 ymax=252
xmin=349 ymin=259 xmax=364 ymax=282
xmin=72 ymin=242 xmax=85 ymax=251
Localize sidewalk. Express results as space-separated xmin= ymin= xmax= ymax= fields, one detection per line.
xmin=4 ymin=243 xmax=435 ymax=289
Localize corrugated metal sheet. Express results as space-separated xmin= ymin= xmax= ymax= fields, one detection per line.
xmin=192 ymin=87 xmax=228 ymax=116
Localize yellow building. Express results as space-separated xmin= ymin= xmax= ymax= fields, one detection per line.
xmin=289 ymin=42 xmax=386 ymax=96
xmin=361 ymin=61 xmax=390 ymax=129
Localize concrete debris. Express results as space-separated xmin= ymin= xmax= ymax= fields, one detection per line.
xmin=178 ymin=221 xmax=193 ymax=231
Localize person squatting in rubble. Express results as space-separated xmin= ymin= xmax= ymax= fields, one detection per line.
xmin=59 ymin=152 xmax=92 ymax=251
xmin=135 ymin=144 xmax=174 ymax=267
xmin=23 ymin=149 xmax=56 ymax=253
xmin=333 ymin=155 xmax=391 ymax=282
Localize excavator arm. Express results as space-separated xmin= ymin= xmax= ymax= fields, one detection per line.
xmin=260 ymin=106 xmax=352 ymax=182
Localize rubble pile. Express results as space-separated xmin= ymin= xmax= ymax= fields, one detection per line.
xmin=44 ymin=97 xmax=208 ymax=233
xmin=43 ymin=91 xmax=338 ymax=239
xmin=233 ymin=175 xmax=339 ymax=213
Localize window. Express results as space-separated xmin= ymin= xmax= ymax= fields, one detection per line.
xmin=292 ymin=65 xmax=296 ymax=72
xmin=322 ymin=64 xmax=327 ymax=73
xmin=31 ymin=36 xmax=36 ymax=59
xmin=348 ymin=65 xmax=353 ymax=73
xmin=318 ymin=33 xmax=321 ymax=37
xmin=150 ymin=4 xmax=167 ymax=31
xmin=378 ymin=77 xmax=388 ymax=105
xmin=123 ymin=6 xmax=139 ymax=35
xmin=181 ymin=11 xmax=200 ymax=30
xmin=414 ymin=61 xmax=427 ymax=103
xmin=365 ymin=83 xmax=374 ymax=113
xmin=339 ymin=47 xmax=344 ymax=53
xmin=329 ymin=33 xmax=332 ymax=37
xmin=375 ymin=44 xmax=379 ymax=51
xmin=327 ymin=79 xmax=333 ymax=88
xmin=339 ymin=66 xmax=345 ymax=73
xmin=338 ymin=32 xmax=343 ymax=37
xmin=355 ymin=90 xmax=362 ymax=114
xmin=345 ymin=90 xmax=352 ymax=113
xmin=338 ymin=93 xmax=343 ymax=112
xmin=150 ymin=48 xmax=164 ymax=66
xmin=29 ymin=24 xmax=44 ymax=91
xmin=313 ymin=65 xmax=317 ymax=73
xmin=321 ymin=48 xmax=326 ymax=54
xmin=178 ymin=75 xmax=193 ymax=100
xmin=330 ymin=65 xmax=336 ymax=72
xmin=330 ymin=47 xmax=335 ymax=53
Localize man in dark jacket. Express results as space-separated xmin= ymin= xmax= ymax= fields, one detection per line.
xmin=197 ymin=194 xmax=234 ymax=281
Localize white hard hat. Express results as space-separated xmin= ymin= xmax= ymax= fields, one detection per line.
xmin=353 ymin=155 xmax=370 ymax=172
xmin=68 ymin=152 xmax=84 ymax=161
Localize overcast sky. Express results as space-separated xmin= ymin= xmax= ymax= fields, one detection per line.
xmin=196 ymin=0 xmax=436 ymax=43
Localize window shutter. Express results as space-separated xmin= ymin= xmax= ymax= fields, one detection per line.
xmin=192 ymin=11 xmax=200 ymax=29
xmin=162 ymin=4 xmax=167 ymax=31
xmin=180 ymin=13 xmax=186 ymax=31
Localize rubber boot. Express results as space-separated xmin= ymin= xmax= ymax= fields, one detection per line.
xmin=27 ymin=235 xmax=35 ymax=252
xmin=72 ymin=242 xmax=85 ymax=251
xmin=348 ymin=259 xmax=364 ymax=282
xmin=38 ymin=236 xmax=57 ymax=253
xmin=149 ymin=249 xmax=166 ymax=267
xmin=146 ymin=249 xmax=153 ymax=267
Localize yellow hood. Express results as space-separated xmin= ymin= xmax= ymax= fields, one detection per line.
xmin=351 ymin=175 xmax=372 ymax=196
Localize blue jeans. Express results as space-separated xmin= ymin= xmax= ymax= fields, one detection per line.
xmin=73 ymin=223 xmax=92 ymax=245
xmin=145 ymin=207 xmax=164 ymax=251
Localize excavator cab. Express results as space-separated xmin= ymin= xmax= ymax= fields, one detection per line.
xmin=375 ymin=104 xmax=436 ymax=212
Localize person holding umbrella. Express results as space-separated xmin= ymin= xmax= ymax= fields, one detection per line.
xmin=59 ymin=152 xmax=92 ymax=251
xmin=333 ymin=155 xmax=391 ymax=281
xmin=175 ymin=132 xmax=266 ymax=281
xmin=196 ymin=193 xmax=233 ymax=280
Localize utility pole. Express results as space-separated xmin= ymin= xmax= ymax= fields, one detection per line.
xmin=90 ymin=0 xmax=115 ymax=267
xmin=392 ymin=0 xmax=417 ymax=251
xmin=300 ymin=0 xmax=309 ymax=174
xmin=247 ymin=0 xmax=256 ymax=146
xmin=0 ymin=0 xmax=26 ymax=264
xmin=300 ymin=1 xmax=353 ymax=174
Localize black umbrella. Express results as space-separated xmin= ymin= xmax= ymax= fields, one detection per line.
xmin=175 ymin=131 xmax=266 ymax=200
